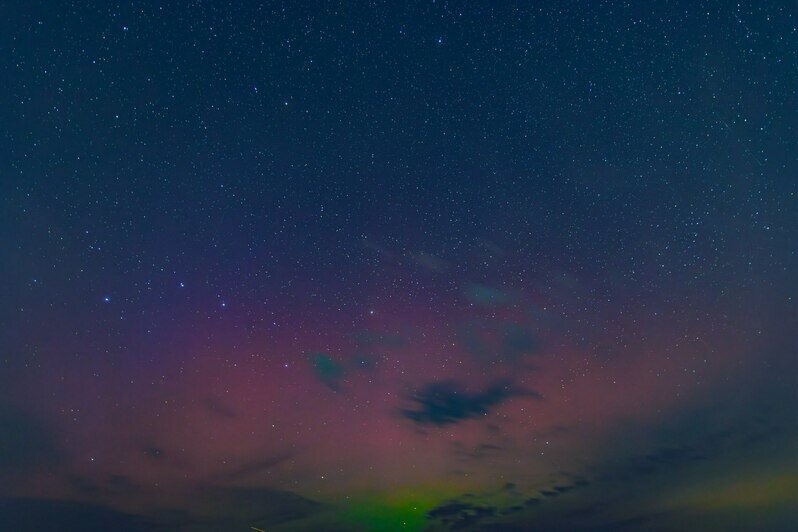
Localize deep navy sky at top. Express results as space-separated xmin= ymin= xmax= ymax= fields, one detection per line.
xmin=4 ymin=2 xmax=793 ymax=298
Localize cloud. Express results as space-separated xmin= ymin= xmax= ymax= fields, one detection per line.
xmin=0 ymin=406 xmax=61 ymax=477
xmin=464 ymin=283 xmax=514 ymax=307
xmin=0 ymin=487 xmax=324 ymax=532
xmin=181 ymin=486 xmax=323 ymax=530
xmin=211 ymin=453 xmax=292 ymax=482
xmin=453 ymin=442 xmax=504 ymax=462
xmin=68 ymin=474 xmax=142 ymax=498
xmin=203 ymin=395 xmax=237 ymax=418
xmin=309 ymin=353 xmax=345 ymax=390
xmin=456 ymin=321 xmax=542 ymax=369
xmin=501 ymin=325 xmax=539 ymax=358
xmin=308 ymin=348 xmax=391 ymax=391
xmin=0 ymin=498 xmax=155 ymax=531
xmin=401 ymin=380 xmax=540 ymax=426
xmin=456 ymin=323 xmax=490 ymax=359
xmin=426 ymin=500 xmax=499 ymax=530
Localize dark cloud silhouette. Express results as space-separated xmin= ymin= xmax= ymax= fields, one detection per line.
xmin=456 ymin=321 xmax=541 ymax=367
xmin=68 ymin=474 xmax=142 ymax=498
xmin=604 ymin=444 xmax=711 ymax=483
xmin=0 ymin=406 xmax=60 ymax=476
xmin=0 ymin=498 xmax=154 ymax=532
xmin=402 ymin=380 xmax=541 ymax=426
xmin=203 ymin=395 xmax=237 ymax=418
xmin=211 ymin=453 xmax=292 ymax=482
xmin=1 ymin=484 xmax=326 ymax=532
xmin=456 ymin=323 xmax=490 ymax=359
xmin=307 ymin=348 xmax=386 ymax=391
xmin=426 ymin=500 xmax=498 ymax=530
xmin=464 ymin=283 xmax=514 ymax=307
xmin=106 ymin=475 xmax=141 ymax=495
xmin=187 ymin=486 xmax=323 ymax=529
xmin=427 ymin=502 xmax=476 ymax=518
xmin=0 ymin=487 xmax=324 ymax=532
xmin=501 ymin=325 xmax=539 ymax=358
xmin=67 ymin=475 xmax=101 ymax=496
xmin=309 ymin=352 xmax=345 ymax=390
xmin=453 ymin=442 xmax=504 ymax=462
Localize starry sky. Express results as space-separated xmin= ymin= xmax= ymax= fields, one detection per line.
xmin=1 ymin=1 xmax=796 ymax=531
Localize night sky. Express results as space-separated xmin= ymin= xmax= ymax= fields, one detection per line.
xmin=1 ymin=1 xmax=797 ymax=531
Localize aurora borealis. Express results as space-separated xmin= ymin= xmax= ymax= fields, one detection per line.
xmin=1 ymin=1 xmax=796 ymax=530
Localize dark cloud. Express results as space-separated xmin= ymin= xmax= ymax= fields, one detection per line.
xmin=645 ymin=446 xmax=706 ymax=465
xmin=427 ymin=502 xmax=477 ymax=518
xmin=0 ymin=406 xmax=60 ymax=476
xmin=0 ymin=498 xmax=155 ymax=532
xmin=426 ymin=501 xmax=498 ymax=530
xmin=402 ymin=380 xmax=541 ymax=426
xmin=464 ymin=283 xmax=514 ymax=307
xmin=68 ymin=474 xmax=142 ymax=498
xmin=421 ymin=374 xmax=798 ymax=531
xmin=456 ymin=321 xmax=541 ymax=367
xmin=307 ymin=348 xmax=387 ymax=390
xmin=453 ymin=442 xmax=504 ymax=462
xmin=202 ymin=396 xmax=237 ymax=418
xmin=0 ymin=487 xmax=324 ymax=532
xmin=501 ymin=325 xmax=539 ymax=358
xmin=211 ymin=453 xmax=292 ymax=482
xmin=605 ymin=442 xmax=719 ymax=483
xmin=106 ymin=475 xmax=141 ymax=495
xmin=456 ymin=323 xmax=490 ymax=359
xmin=67 ymin=475 xmax=101 ymax=496
xmin=309 ymin=352 xmax=345 ymax=390
xmin=185 ymin=486 xmax=323 ymax=529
